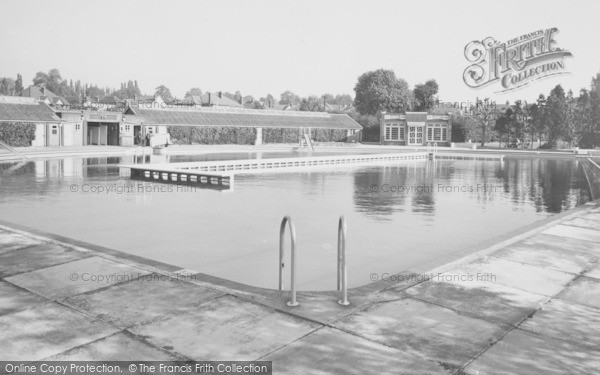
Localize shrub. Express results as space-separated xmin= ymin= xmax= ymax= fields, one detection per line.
xmin=263 ymin=128 xmax=302 ymax=143
xmin=0 ymin=122 xmax=36 ymax=147
xmin=169 ymin=126 xmax=350 ymax=144
xmin=314 ymin=129 xmax=347 ymax=142
xmin=168 ymin=126 xmax=256 ymax=145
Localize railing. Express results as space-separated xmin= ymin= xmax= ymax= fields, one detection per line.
xmin=279 ymin=216 xmax=299 ymax=307
xmin=337 ymin=215 xmax=349 ymax=306
xmin=278 ymin=215 xmax=350 ymax=307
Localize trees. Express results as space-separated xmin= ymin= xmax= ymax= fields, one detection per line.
xmin=348 ymin=109 xmax=381 ymax=142
xmin=279 ymin=90 xmax=300 ymax=105
xmin=413 ymin=80 xmax=439 ymax=112
xmin=0 ymin=78 xmax=16 ymax=95
xmin=333 ymin=94 xmax=353 ymax=107
xmin=265 ymin=94 xmax=275 ymax=107
xmin=299 ymin=96 xmax=324 ymax=112
xmin=15 ymin=74 xmax=23 ymax=95
xmin=510 ymin=100 xmax=526 ymax=145
xmin=184 ymin=87 xmax=202 ymax=98
xmin=545 ymin=85 xmax=568 ymax=148
xmin=155 ymin=85 xmax=173 ymax=102
xmin=573 ymin=89 xmax=592 ymax=147
xmin=234 ymin=91 xmax=243 ymax=104
xmin=353 ymin=69 xmax=412 ymax=115
xmin=32 ymin=71 xmax=49 ymax=86
xmin=494 ymin=108 xmax=511 ymax=147
xmin=466 ymin=98 xmax=499 ymax=147
xmin=592 ymin=72 xmax=600 ymax=93
xmin=113 ymin=80 xmax=141 ymax=99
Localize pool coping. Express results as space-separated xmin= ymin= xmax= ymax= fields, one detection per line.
xmin=0 ymin=144 xmax=587 ymax=164
xmin=1 ymin=196 xmax=598 ymax=301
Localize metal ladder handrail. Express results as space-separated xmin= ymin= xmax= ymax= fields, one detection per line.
xmin=433 ymin=142 xmax=438 ymax=156
xmin=279 ymin=215 xmax=299 ymax=307
xmin=337 ymin=215 xmax=349 ymax=305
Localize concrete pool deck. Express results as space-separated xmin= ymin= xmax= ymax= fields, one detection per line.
xmin=0 ymin=202 xmax=599 ymax=374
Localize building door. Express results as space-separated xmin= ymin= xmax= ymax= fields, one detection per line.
xmin=134 ymin=126 xmax=141 ymax=145
xmin=107 ymin=124 xmax=119 ymax=145
xmin=408 ymin=125 xmax=424 ymax=145
xmin=88 ymin=124 xmax=99 ymax=145
xmin=47 ymin=124 xmax=60 ymax=146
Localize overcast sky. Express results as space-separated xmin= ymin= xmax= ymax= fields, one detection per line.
xmin=1 ymin=0 xmax=598 ymax=103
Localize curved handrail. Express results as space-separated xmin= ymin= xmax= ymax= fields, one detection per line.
xmin=337 ymin=215 xmax=349 ymax=305
xmin=279 ymin=215 xmax=299 ymax=307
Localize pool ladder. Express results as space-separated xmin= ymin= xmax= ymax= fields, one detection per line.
xmin=278 ymin=215 xmax=349 ymax=307
xmin=426 ymin=142 xmax=438 ymax=158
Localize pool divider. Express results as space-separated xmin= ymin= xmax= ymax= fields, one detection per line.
xmin=119 ymin=151 xmax=505 ymax=189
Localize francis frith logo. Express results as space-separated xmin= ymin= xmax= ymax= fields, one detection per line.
xmin=463 ymin=27 xmax=572 ymax=92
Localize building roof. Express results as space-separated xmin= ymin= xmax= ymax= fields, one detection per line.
xmin=0 ymin=96 xmax=61 ymax=122
xmin=21 ymin=85 xmax=60 ymax=100
xmin=122 ymin=114 xmax=144 ymax=125
xmin=127 ymin=106 xmax=362 ymax=130
xmin=198 ymin=92 xmax=243 ymax=107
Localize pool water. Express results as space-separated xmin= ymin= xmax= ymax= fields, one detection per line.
xmin=0 ymin=152 xmax=592 ymax=290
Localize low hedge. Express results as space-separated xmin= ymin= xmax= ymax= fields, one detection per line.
xmin=314 ymin=129 xmax=347 ymax=142
xmin=168 ymin=126 xmax=256 ymax=145
xmin=168 ymin=126 xmax=349 ymax=144
xmin=0 ymin=122 xmax=36 ymax=147
xmin=263 ymin=128 xmax=302 ymax=143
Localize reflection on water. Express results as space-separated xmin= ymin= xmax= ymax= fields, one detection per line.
xmin=353 ymin=157 xmax=591 ymax=217
xmin=0 ymin=153 xmax=592 ymax=290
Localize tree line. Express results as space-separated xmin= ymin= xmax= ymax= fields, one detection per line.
xmin=0 ymin=69 xmax=142 ymax=103
xmin=451 ymin=75 xmax=600 ymax=149
xmin=3 ymin=67 xmax=599 ymax=148
xmin=0 ymin=69 xmax=356 ymax=113
xmin=351 ymin=68 xmax=600 ymax=149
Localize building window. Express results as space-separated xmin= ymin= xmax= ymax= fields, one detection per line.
xmin=51 ymin=125 xmax=58 ymax=135
xmin=385 ymin=123 xmax=404 ymax=141
xmin=426 ymin=124 xmax=448 ymax=142
xmin=75 ymin=124 xmax=80 ymax=131
xmin=125 ymin=125 xmax=131 ymax=132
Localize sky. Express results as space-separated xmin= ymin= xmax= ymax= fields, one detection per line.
xmin=1 ymin=0 xmax=599 ymax=104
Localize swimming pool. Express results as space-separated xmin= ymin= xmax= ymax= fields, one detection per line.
xmin=0 ymin=152 xmax=592 ymax=290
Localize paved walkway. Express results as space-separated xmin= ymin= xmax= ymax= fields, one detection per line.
xmin=0 ymin=203 xmax=599 ymax=374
